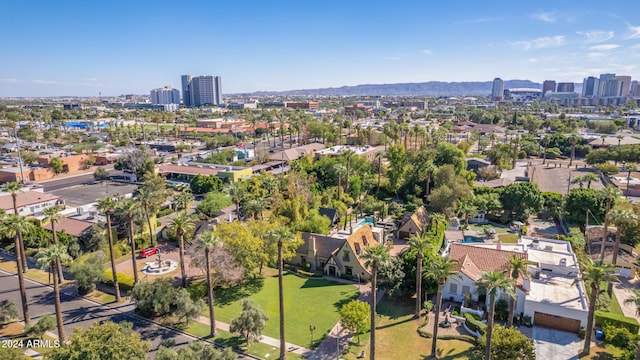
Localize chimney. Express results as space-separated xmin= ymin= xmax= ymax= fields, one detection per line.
xmin=496 ymin=240 xmax=502 ymax=250
xmin=307 ymin=236 xmax=316 ymax=266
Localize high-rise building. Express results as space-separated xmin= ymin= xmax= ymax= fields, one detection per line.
xmin=491 ymin=77 xmax=504 ymax=101
xmin=631 ymin=80 xmax=640 ymax=97
xmin=616 ymin=76 xmax=632 ymax=97
xmin=598 ymin=73 xmax=617 ymax=97
xmin=181 ymin=75 xmax=223 ymax=107
xmin=181 ymin=75 xmax=192 ymax=107
xmin=582 ymin=77 xmax=599 ymax=97
xmin=543 ymin=80 xmax=556 ymax=94
xmin=557 ymin=82 xmax=575 ymax=92
xmin=150 ymin=86 xmax=180 ymax=105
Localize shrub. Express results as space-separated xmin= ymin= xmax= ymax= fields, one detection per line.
xmin=463 ymin=312 xmax=486 ymax=335
xmin=103 ymin=270 xmax=135 ymax=291
xmin=595 ymin=311 xmax=640 ymax=334
xmin=438 ymin=334 xmax=476 ymax=344
xmin=26 ymin=315 xmax=55 ymax=339
xmin=131 ymin=279 xmax=178 ymax=317
xmin=70 ymin=253 xmax=106 ymax=294
xmin=604 ymin=325 xmax=639 ymax=351
xmin=302 ymin=262 xmax=311 ymax=271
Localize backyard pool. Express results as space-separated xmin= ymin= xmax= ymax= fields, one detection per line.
xmin=356 ymin=217 xmax=374 ymax=228
xmin=462 ymin=235 xmax=484 ymax=243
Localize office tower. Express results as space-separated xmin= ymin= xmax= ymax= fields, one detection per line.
xmin=556 ymin=82 xmax=575 ymax=92
xmin=598 ymin=73 xmax=616 ymax=97
xmin=150 ymin=86 xmax=180 ymax=105
xmin=543 ymin=80 xmax=556 ymax=94
xmin=582 ymin=77 xmax=599 ymax=97
xmin=616 ymin=76 xmax=632 ymax=97
xmin=491 ymin=77 xmax=504 ymax=101
xmin=181 ymin=75 xmax=223 ymax=107
xmin=181 ymin=75 xmax=192 ymax=107
xmin=631 ymin=81 xmax=640 ymax=97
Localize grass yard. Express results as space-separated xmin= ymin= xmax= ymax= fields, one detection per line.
xmin=498 ymin=233 xmax=520 ymax=243
xmin=467 ymin=223 xmax=510 ymax=235
xmin=609 ymin=288 xmax=624 ymax=316
xmin=0 ymin=321 xmax=59 ymax=357
xmin=85 ymin=289 xmax=116 ymax=304
xmin=580 ymin=343 xmax=625 ymax=359
xmin=185 ymin=321 xmax=305 ymax=360
xmin=195 ymin=273 xmax=359 ymax=348
xmin=343 ymin=295 xmax=475 ymax=360
xmin=0 ymin=258 xmax=70 ymax=285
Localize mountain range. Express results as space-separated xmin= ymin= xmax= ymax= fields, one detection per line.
xmin=238 ymin=80 xmax=580 ymax=97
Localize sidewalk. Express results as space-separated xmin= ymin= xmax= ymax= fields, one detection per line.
xmin=612 ymin=277 xmax=640 ymax=320
xmin=194 ymin=316 xmax=312 ymax=357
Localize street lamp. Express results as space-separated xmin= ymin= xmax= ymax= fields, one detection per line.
xmin=309 ymin=324 xmax=316 ymax=347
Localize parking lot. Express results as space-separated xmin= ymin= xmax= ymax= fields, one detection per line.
xmin=51 ymin=181 xmax=140 ymax=207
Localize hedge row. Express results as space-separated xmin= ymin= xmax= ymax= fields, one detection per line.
xmin=463 ymin=313 xmax=487 ymax=335
xmin=438 ymin=334 xmax=477 ymax=344
xmin=103 ymin=270 xmax=135 ymax=291
xmin=595 ymin=311 xmax=640 ymax=334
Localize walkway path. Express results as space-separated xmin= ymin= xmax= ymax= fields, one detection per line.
xmin=193 ymin=316 xmax=312 ymax=357
xmin=310 ymin=277 xmax=384 ymax=360
xmin=612 ymin=277 xmax=640 ymax=320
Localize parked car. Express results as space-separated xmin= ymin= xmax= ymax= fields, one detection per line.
xmin=139 ymin=247 xmax=159 ymax=258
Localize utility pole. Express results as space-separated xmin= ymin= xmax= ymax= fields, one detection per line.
xmin=14 ymin=127 xmax=25 ymax=184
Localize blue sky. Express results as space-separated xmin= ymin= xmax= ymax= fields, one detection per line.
xmin=1 ymin=0 xmax=640 ymax=97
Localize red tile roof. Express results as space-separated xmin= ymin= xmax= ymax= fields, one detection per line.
xmin=44 ymin=217 xmax=94 ymax=237
xmin=448 ymin=243 xmax=528 ymax=281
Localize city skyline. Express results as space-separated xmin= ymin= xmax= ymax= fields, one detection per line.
xmin=1 ymin=0 xmax=640 ymax=97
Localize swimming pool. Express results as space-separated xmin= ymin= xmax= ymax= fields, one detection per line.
xmin=462 ymin=235 xmax=484 ymax=243
xmin=356 ymin=218 xmax=374 ymax=228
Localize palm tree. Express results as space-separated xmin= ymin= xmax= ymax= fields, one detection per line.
xmin=42 ymin=206 xmax=65 ymax=283
xmin=375 ymin=152 xmax=384 ymax=193
xmin=194 ymin=231 xmax=222 ymax=337
xmin=35 ymin=244 xmax=71 ymax=342
xmin=624 ymin=163 xmax=637 ymax=199
xmin=3 ymin=182 xmax=28 ymax=272
xmin=173 ymin=191 xmax=194 ymax=214
xmin=569 ymin=134 xmax=579 ymax=167
xmin=599 ymin=186 xmax=621 ymax=259
xmin=244 ymin=197 xmax=267 ymax=220
xmin=227 ymin=182 xmax=244 ymax=220
xmin=334 ymin=164 xmax=346 ymax=200
xmin=623 ymin=289 xmax=640 ymax=316
xmin=136 ymin=187 xmax=157 ymax=246
xmin=541 ymin=136 xmax=550 ymax=165
xmin=571 ymin=175 xmax=586 ymax=189
xmin=361 ymin=245 xmax=391 ymax=360
xmin=506 ymin=256 xmax=530 ymax=327
xmin=168 ymin=213 xmax=195 ymax=287
xmin=0 ymin=215 xmax=33 ymax=325
xmin=262 ymin=227 xmax=297 ymax=360
xmin=342 ymin=149 xmax=356 ymax=195
xmin=117 ymin=199 xmax=141 ymax=284
xmin=583 ymin=173 xmax=599 ymax=189
xmin=579 ymin=259 xmax=617 ymax=355
xmin=424 ymin=256 xmax=459 ymax=356
xmin=608 ymin=209 xmax=637 ymax=295
xmin=408 ymin=233 xmax=433 ymax=318
xmin=96 ymin=196 xmax=121 ymax=302
xmin=430 ymin=213 xmax=446 ymax=238
xmin=423 ymin=161 xmax=435 ymax=199
xmin=475 ymin=270 xmax=515 ymax=360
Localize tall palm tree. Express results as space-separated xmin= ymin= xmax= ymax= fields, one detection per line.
xmin=579 ymin=260 xmax=617 ymax=355
xmin=408 ymin=233 xmax=433 ymax=318
xmin=3 ymin=182 xmax=28 ymax=272
xmin=244 ymin=197 xmax=266 ymax=220
xmin=599 ymin=186 xmax=621 ymax=259
xmin=541 ymin=136 xmax=550 ymax=165
xmin=334 ymin=164 xmax=346 ymax=200
xmin=571 ymin=176 xmax=586 ymax=189
xmin=117 ymin=199 xmax=141 ymax=284
xmin=168 ymin=213 xmax=195 ymax=288
xmin=35 ymin=244 xmax=71 ymax=342
xmin=96 ymin=196 xmax=121 ymax=302
xmin=264 ymin=226 xmax=297 ymax=360
xmin=569 ymin=134 xmax=578 ymax=167
xmin=423 ymin=161 xmax=435 ymax=199
xmin=583 ymin=173 xmax=599 ymax=189
xmin=608 ymin=208 xmax=637 ymax=295
xmin=624 ymin=163 xmax=637 ymax=199
xmin=374 ymin=152 xmax=384 ymax=193
xmin=194 ymin=231 xmax=222 ymax=337
xmin=342 ymin=149 xmax=357 ymax=195
xmin=361 ymin=245 xmax=391 ymax=360
xmin=226 ymin=182 xmax=244 ymax=220
xmin=506 ymin=256 xmax=530 ymax=327
xmin=424 ymin=256 xmax=459 ymax=356
xmin=135 ymin=187 xmax=157 ymax=246
xmin=0 ymin=215 xmax=33 ymax=325
xmin=42 ymin=206 xmax=65 ymax=283
xmin=430 ymin=213 xmax=446 ymax=238
xmin=475 ymin=270 xmax=515 ymax=360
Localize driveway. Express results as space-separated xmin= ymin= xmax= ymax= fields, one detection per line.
xmin=532 ymin=326 xmax=583 ymax=360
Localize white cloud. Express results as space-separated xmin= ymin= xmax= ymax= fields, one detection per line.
xmin=627 ymin=24 xmax=640 ymax=39
xmin=532 ymin=11 xmax=557 ymax=23
xmin=0 ymin=78 xmax=18 ymax=83
xmin=587 ymin=52 xmax=606 ymax=59
xmin=421 ymin=49 xmax=432 ymax=55
xmin=577 ymin=30 xmax=614 ymax=43
xmin=589 ymin=44 xmax=620 ymax=51
xmin=32 ymin=80 xmax=56 ymax=84
xmin=511 ymin=35 xmax=566 ymax=50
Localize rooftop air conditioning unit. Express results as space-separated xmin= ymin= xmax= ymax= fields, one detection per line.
xmin=77 ymin=207 xmax=84 ymax=215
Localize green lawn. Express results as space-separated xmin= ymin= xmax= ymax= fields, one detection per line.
xmin=195 ymin=273 xmax=359 ymax=348
xmin=185 ymin=320 xmax=305 ymax=360
xmin=609 ymin=288 xmax=624 ymax=316
xmin=498 ymin=233 xmax=520 ymax=243
xmin=467 ymin=223 xmax=510 ymax=235
xmin=344 ymin=295 xmax=475 ymax=360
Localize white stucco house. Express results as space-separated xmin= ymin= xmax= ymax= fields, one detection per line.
xmin=442 ymin=237 xmax=589 ymax=333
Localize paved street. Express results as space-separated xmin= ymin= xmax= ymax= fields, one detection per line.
xmin=0 ymin=269 xmax=251 ymax=359
xmin=51 ymin=181 xmax=139 ymax=207
xmin=40 ymin=165 xmax=119 ymax=192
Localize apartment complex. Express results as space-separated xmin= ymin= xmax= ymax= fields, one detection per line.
xmin=181 ymin=75 xmax=223 ymax=107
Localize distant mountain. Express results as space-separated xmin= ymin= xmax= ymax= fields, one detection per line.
xmin=239 ymin=80 xmax=552 ymax=97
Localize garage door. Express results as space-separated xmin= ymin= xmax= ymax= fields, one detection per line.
xmin=534 ymin=312 xmax=581 ymax=333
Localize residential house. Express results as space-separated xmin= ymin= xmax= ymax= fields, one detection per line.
xmin=318 ymin=207 xmax=340 ymax=226
xmin=291 ymin=224 xmax=381 ymax=281
xmin=398 ymin=206 xmax=429 ymax=239
xmin=43 ymin=217 xmax=94 ymax=238
xmin=0 ymin=190 xmax=63 ymax=216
